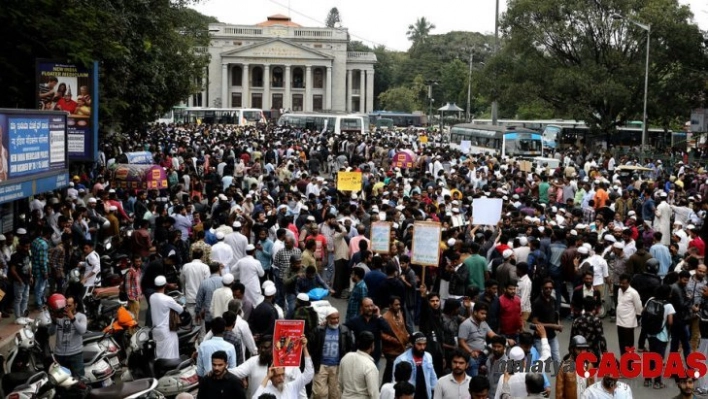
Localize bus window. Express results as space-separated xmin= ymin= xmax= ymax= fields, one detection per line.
xmin=341 ymin=118 xmax=362 ymax=132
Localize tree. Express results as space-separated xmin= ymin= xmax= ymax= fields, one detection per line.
xmin=480 ymin=0 xmax=707 ymax=137
xmin=0 ymin=0 xmax=214 ymax=131
xmin=406 ymin=17 xmax=436 ymax=49
xmin=325 ymin=7 xmax=341 ymax=28
xmin=378 ymin=86 xmax=422 ymax=112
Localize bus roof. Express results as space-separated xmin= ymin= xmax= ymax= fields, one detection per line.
xmin=453 ymin=123 xmax=539 ymax=134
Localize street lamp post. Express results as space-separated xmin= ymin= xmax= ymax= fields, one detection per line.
xmin=426 ymin=80 xmax=438 ymax=127
xmin=466 ymin=49 xmax=474 ymax=122
xmin=613 ymin=14 xmax=651 ymax=150
xmin=491 ymin=0 xmax=499 ymax=125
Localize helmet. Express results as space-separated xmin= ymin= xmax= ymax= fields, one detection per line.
xmin=570 ymin=335 xmax=589 ymax=349
xmin=646 ymin=258 xmax=660 ymax=274
xmin=48 ymin=293 xmax=67 ymax=311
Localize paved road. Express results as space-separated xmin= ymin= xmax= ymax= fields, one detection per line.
xmin=325 ymin=296 xmax=689 ymax=399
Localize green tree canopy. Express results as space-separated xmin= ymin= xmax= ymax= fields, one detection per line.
xmin=479 ymin=0 xmax=707 ymax=134
xmin=325 ymin=7 xmax=341 ymax=28
xmin=0 ymin=0 xmax=214 ymax=131
xmin=407 ymin=17 xmax=436 ymax=48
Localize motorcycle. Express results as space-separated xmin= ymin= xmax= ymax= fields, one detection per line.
xmin=121 ymin=326 xmax=199 ymax=398
xmin=5 ymin=359 xmax=163 ymax=399
xmin=84 ymin=290 xmax=127 ymax=331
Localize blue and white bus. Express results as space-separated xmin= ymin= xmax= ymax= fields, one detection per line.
xmin=449 ymin=124 xmax=543 ymax=158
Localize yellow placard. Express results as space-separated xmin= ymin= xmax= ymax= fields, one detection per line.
xmin=419 ymin=136 xmax=428 ymax=143
xmin=337 ymin=171 xmax=362 ymax=191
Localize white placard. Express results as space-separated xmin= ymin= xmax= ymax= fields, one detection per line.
xmin=460 ymin=140 xmax=471 ymax=154
xmin=370 ymin=222 xmax=391 ymax=254
xmin=411 ymin=222 xmax=442 ymax=266
xmin=472 ymin=198 xmax=503 ymax=226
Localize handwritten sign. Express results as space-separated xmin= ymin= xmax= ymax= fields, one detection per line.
xmin=419 ymin=136 xmax=428 ymax=143
xmin=370 ymin=222 xmax=392 ymax=254
xmin=273 ymin=320 xmax=305 ymax=367
xmin=519 ymin=160 xmax=533 ymax=173
xmin=472 ymin=198 xmax=503 ymax=226
xmin=411 ymin=222 xmax=442 ymax=266
xmin=337 ymin=171 xmax=362 ymax=191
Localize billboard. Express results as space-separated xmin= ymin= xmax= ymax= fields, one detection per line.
xmin=36 ymin=60 xmax=98 ymax=162
xmin=0 ymin=110 xmax=68 ymax=205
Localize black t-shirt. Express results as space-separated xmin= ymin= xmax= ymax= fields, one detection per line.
xmin=197 ymin=372 xmax=245 ymax=399
xmin=532 ymin=296 xmax=558 ymax=339
xmin=10 ymin=252 xmax=31 ymax=283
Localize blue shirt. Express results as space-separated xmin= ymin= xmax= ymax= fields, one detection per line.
xmin=195 ymin=274 xmax=224 ymax=322
xmin=196 ymin=336 xmax=236 ymax=377
xmin=346 ymin=280 xmax=368 ymax=322
xmin=256 ymin=239 xmax=273 ymax=270
xmin=321 ymin=327 xmax=340 ymax=366
xmin=650 ymin=244 xmax=672 ymax=277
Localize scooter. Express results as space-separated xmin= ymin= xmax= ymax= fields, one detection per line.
xmin=121 ymin=327 xmax=199 ymax=398
xmin=84 ymin=290 xmax=127 ymax=331
xmin=5 ymin=359 xmax=163 ymax=399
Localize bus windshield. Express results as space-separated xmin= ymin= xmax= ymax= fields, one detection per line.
xmin=504 ymin=132 xmax=543 ymax=157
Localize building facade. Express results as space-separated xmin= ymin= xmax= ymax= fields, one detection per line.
xmin=198 ymin=15 xmax=376 ymax=114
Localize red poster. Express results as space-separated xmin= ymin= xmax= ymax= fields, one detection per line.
xmin=272 ymin=320 xmax=305 ymax=367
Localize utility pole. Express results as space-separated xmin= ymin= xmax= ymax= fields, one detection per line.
xmin=491 ymin=0 xmax=499 ymax=125
xmin=466 ymin=47 xmax=474 ymax=122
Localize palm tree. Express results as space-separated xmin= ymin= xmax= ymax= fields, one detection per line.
xmin=406 ymin=17 xmax=436 ymax=45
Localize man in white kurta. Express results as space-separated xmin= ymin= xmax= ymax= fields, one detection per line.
xmin=180 ymin=253 xmax=210 ymax=321
xmin=150 ymin=275 xmax=184 ymax=359
xmin=231 ymin=244 xmax=265 ymax=313
xmin=653 ymin=193 xmax=672 ymax=246
xmin=211 ymin=232 xmax=234 ymax=267
xmin=210 ymin=273 xmax=234 ymax=320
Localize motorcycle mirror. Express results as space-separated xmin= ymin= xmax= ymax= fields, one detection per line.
xmin=105 ymin=242 xmax=112 ymax=250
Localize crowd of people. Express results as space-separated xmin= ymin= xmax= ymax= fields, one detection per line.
xmin=7 ymin=121 xmax=708 ymax=399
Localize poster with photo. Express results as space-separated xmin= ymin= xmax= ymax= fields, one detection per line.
xmin=273 ymin=320 xmax=305 ymax=367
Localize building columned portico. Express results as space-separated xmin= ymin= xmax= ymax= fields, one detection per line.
xmin=200 ymin=15 xmax=376 ymax=114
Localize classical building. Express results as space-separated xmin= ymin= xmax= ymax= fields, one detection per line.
xmin=198 ymin=14 xmax=377 ymax=113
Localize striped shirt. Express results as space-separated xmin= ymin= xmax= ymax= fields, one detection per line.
xmin=195 ymin=274 xmax=224 ymax=322
xmin=273 ymin=247 xmax=302 ymax=279
xmin=31 ymin=236 xmax=50 ymax=276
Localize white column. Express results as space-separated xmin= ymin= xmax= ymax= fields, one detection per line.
xmin=202 ymin=68 xmax=208 ymax=107
xmin=359 ymin=70 xmax=365 ymax=113
xmin=242 ymin=63 xmax=249 ymax=108
xmin=284 ymin=65 xmax=291 ymax=110
xmin=305 ymin=65 xmax=313 ymax=112
xmin=326 ymin=66 xmax=333 ymax=111
xmin=263 ymin=64 xmax=270 ymax=110
xmin=366 ymin=69 xmax=375 ymax=113
xmin=346 ymin=69 xmax=353 ymax=112
xmin=221 ymin=63 xmax=229 ymax=108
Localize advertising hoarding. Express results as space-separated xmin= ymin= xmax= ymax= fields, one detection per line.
xmin=36 ymin=60 xmax=98 ymax=161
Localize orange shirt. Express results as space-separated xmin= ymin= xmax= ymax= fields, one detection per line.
xmin=594 ymin=189 xmax=609 ymax=209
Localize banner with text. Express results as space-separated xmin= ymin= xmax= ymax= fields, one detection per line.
xmin=36 ymin=60 xmax=98 ymax=162
xmin=337 ymin=171 xmax=362 ymax=191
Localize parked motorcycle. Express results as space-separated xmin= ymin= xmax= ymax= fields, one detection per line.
xmin=84 ymin=291 xmax=127 ymax=331
xmin=121 ymin=327 xmax=199 ymax=398
xmin=5 ymin=359 xmax=163 ymax=399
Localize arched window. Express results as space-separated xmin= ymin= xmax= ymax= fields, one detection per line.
xmin=272 ymin=67 xmax=284 ymax=88
xmin=231 ymin=66 xmax=242 ymax=86
xmin=313 ymin=68 xmax=324 ymax=89
xmin=293 ymin=67 xmax=304 ymax=88
xmin=251 ymin=66 xmax=263 ymax=87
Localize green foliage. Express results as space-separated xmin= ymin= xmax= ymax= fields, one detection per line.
xmin=378 ymin=86 xmax=422 ymax=112
xmin=0 ymin=0 xmax=214 ymax=131
xmin=478 ymin=0 xmax=708 ymax=132
xmin=325 ymin=7 xmax=341 ymax=28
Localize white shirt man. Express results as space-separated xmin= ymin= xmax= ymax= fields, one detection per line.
xmin=150 ymin=276 xmax=184 ymax=359
xmin=231 ymin=245 xmax=264 ymax=311
xmin=230 ymin=345 xmax=309 ymax=399
xmin=339 ymin=344 xmax=380 ymax=399
xmin=253 ymin=355 xmax=314 ymax=399
xmin=211 ymin=233 xmax=234 ymax=267
xmin=225 ymin=223 xmax=248 ymax=264
xmin=82 ymin=248 xmax=101 ymax=287
xmin=210 ymin=274 xmax=235 ymax=320
xmin=616 ymin=277 xmax=643 ymax=351
xmin=180 ymin=255 xmax=210 ymax=307
xmin=517 ymin=272 xmax=532 ymax=316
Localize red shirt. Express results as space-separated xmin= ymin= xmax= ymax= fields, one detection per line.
xmin=498 ymin=294 xmax=522 ymax=335
xmin=689 ymin=237 xmax=706 ymax=256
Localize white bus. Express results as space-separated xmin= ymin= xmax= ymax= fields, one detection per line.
xmin=277 ymin=113 xmax=370 ymax=134
xmin=157 ymin=107 xmax=267 ymax=125
xmin=449 ymin=124 xmax=544 ymax=158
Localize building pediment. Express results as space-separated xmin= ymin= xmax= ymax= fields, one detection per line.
xmin=221 ymin=39 xmax=333 ymax=60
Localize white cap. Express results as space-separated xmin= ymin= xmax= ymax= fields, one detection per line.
xmin=551 ymin=206 xmax=558 ymax=213
xmin=613 ymin=242 xmax=625 ymax=249
xmin=575 ymin=224 xmax=587 ymax=230
xmin=154 ymin=276 xmax=167 ymax=287
xmin=396 ymin=205 xmax=405 ymax=211
xmin=222 ymin=273 xmax=234 ymax=285
xmin=297 ymin=293 xmax=310 ymax=302
xmin=447 ymin=238 xmax=456 ymax=247
xmin=233 ymin=221 xmax=242 ymax=228
xmin=307 ymin=216 xmax=316 ymax=222
xmin=16 ymin=228 xmax=26 ymax=235
xmin=108 ymin=189 xmax=116 ymax=194
xmin=509 ymin=346 xmax=526 ymax=361
xmin=0 ymin=234 xmax=7 ymax=241
xmin=604 ymin=235 xmax=617 ymax=243
xmin=264 ymin=284 xmax=276 ymax=296
xmin=659 ymin=192 xmax=668 ymax=198
xmin=570 ymin=229 xmax=578 ymax=236
xmin=109 ymin=205 xmax=118 ymax=211
xmin=88 ymin=197 xmax=97 ymax=204
xmin=246 ymin=244 xmax=256 ymax=251
xmin=452 ymin=207 xmax=460 ymax=213
xmin=674 ymin=221 xmax=683 ymax=226
xmin=628 ymin=211 xmax=636 ymax=216
xmin=503 ymin=249 xmax=514 ymax=259
xmin=218 ymin=194 xmax=228 ymax=201
xmin=578 ymin=246 xmax=589 ymax=255
xmin=326 ymin=307 xmax=339 ymax=317
xmin=519 ymin=237 xmax=528 ymax=246
xmin=216 ymin=232 xmax=225 ymax=240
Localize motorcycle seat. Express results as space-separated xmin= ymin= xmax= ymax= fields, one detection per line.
xmin=2 ymin=372 xmax=34 ymax=394
xmin=177 ymin=325 xmax=200 ymax=340
xmin=87 ymin=378 xmax=156 ymax=399
xmin=100 ymin=299 xmax=123 ymax=314
xmin=154 ymin=356 xmax=190 ymax=379
xmin=83 ymin=331 xmax=105 ymax=343
xmin=83 ymin=349 xmax=104 ymax=364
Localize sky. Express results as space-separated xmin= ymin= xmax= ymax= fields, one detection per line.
xmin=191 ymin=0 xmax=708 ymax=52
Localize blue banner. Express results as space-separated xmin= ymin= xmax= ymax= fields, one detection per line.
xmin=0 ymin=173 xmax=69 ymax=205
xmin=36 ymin=60 xmax=98 ymax=162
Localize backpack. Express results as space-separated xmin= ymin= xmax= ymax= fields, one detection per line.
xmin=528 ymin=249 xmax=549 ymax=280
xmin=642 ymin=298 xmax=666 ymax=335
